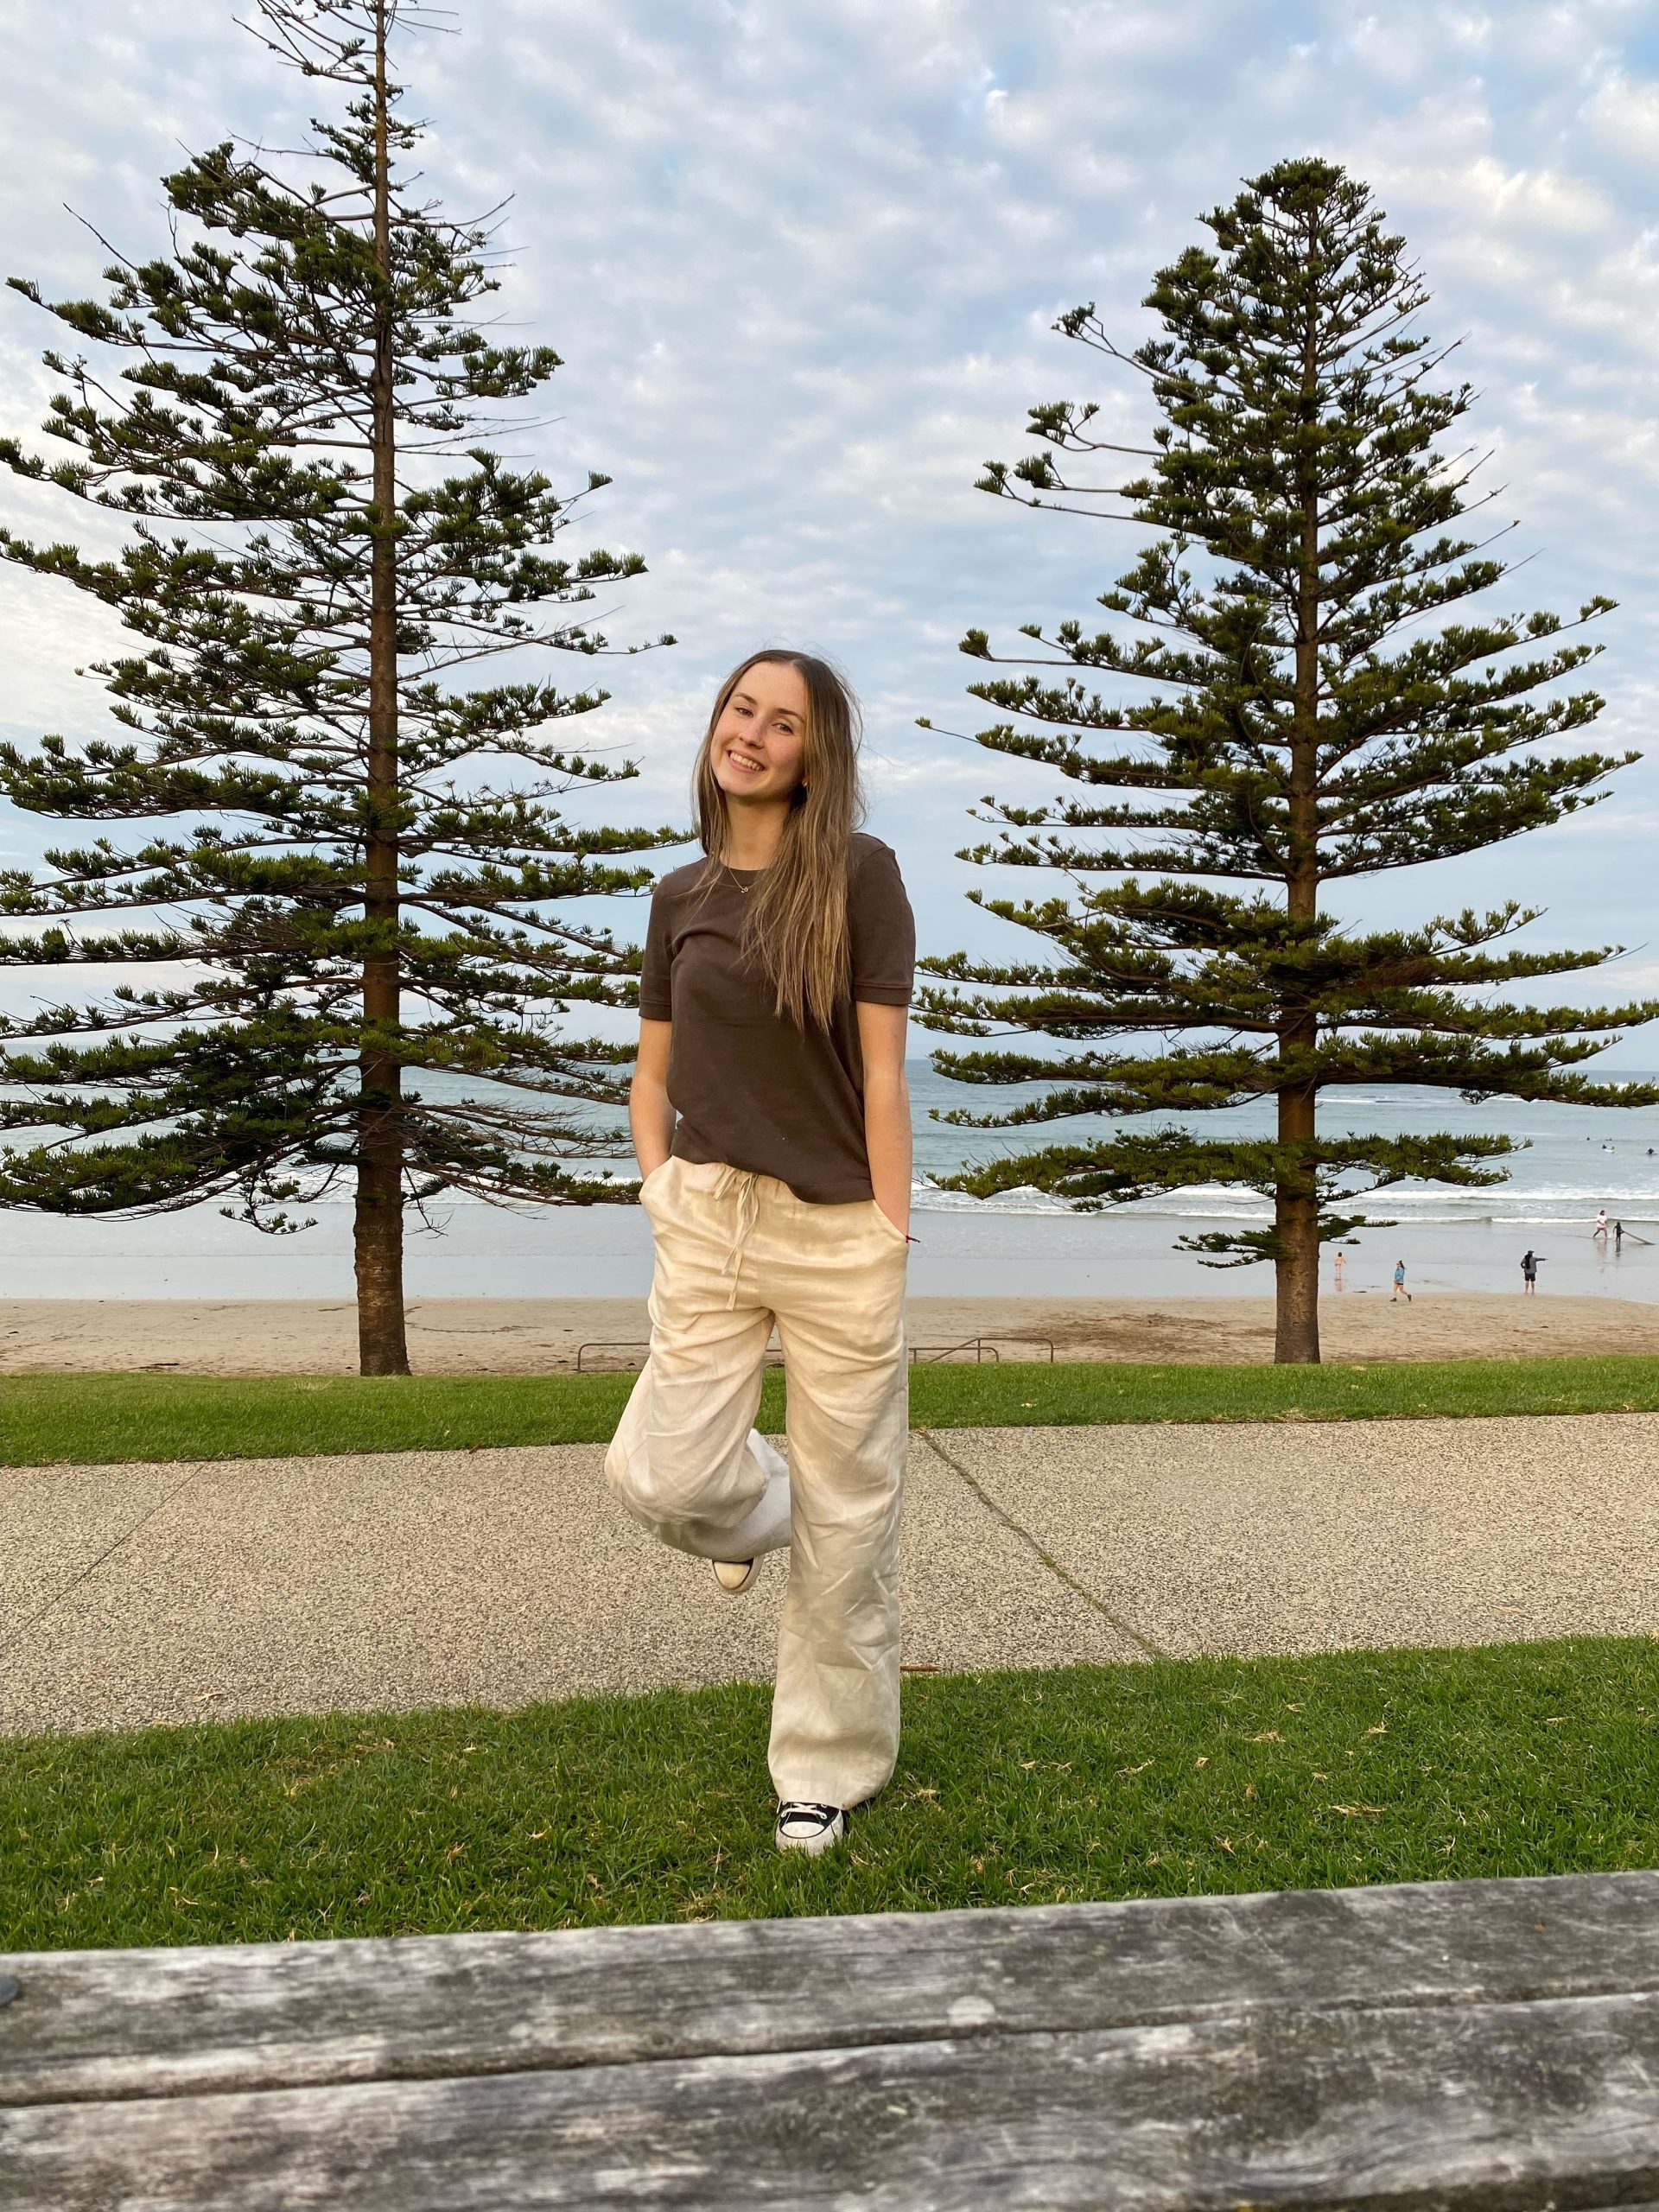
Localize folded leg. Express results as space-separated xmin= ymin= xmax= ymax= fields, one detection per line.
xmin=605 ymin=1164 xmax=788 ymax=1558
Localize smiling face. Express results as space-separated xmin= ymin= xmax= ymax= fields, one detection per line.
xmin=709 ymin=659 xmax=810 ymax=810
xmin=692 ymin=647 xmax=865 ymax=1023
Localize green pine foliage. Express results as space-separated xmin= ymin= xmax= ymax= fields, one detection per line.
xmin=918 ymin=158 xmax=1659 ymax=1362
xmin=0 ymin=1 xmax=677 ymax=1372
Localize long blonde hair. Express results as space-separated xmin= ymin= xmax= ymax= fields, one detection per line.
xmin=693 ymin=650 xmax=866 ymax=1030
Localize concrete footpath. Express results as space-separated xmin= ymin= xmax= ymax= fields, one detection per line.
xmin=5 ymin=1416 xmax=1656 ymax=1735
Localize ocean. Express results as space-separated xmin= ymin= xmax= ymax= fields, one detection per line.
xmin=6 ymin=1064 xmax=1658 ymax=1304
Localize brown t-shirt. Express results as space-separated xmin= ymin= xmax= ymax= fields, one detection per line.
xmin=639 ymin=833 xmax=914 ymax=1204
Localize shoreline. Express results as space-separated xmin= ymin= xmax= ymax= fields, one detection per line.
xmin=6 ymin=1293 xmax=1658 ymax=1375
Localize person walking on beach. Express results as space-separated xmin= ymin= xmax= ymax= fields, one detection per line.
xmin=1521 ymin=1249 xmax=1543 ymax=1295
xmin=1333 ymin=1249 xmax=1345 ymax=1290
xmin=606 ymin=650 xmax=915 ymax=1859
xmin=1594 ymin=1207 xmax=1610 ymax=1241
xmin=1392 ymin=1259 xmax=1411 ymax=1303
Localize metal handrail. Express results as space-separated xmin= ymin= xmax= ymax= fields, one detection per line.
xmin=574 ymin=1340 xmax=652 ymax=1372
xmin=575 ymin=1340 xmax=789 ymax=1374
xmin=910 ymin=1337 xmax=1057 ymax=1364
xmin=575 ymin=1335 xmax=1057 ymax=1373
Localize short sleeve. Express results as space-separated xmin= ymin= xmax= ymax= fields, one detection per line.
xmin=849 ymin=841 xmax=914 ymax=1007
xmin=639 ymin=882 xmax=675 ymax=1020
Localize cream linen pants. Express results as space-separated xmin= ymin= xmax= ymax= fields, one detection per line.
xmin=604 ymin=1154 xmax=910 ymax=1809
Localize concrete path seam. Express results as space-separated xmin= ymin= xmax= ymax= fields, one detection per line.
xmin=4 ymin=1466 xmax=205 ymax=1649
xmin=916 ymin=1428 xmax=1170 ymax=1662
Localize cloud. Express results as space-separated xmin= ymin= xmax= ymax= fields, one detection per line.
xmin=1589 ymin=73 xmax=1659 ymax=166
xmin=1 ymin=0 xmax=1656 ymax=1002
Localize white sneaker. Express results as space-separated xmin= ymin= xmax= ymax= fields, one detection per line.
xmin=775 ymin=1801 xmax=848 ymax=1855
xmin=710 ymin=1433 xmax=790 ymax=1595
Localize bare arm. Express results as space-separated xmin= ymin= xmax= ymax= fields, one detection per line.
xmin=630 ymin=1018 xmax=674 ymax=1179
xmin=858 ymin=1000 xmax=912 ymax=1238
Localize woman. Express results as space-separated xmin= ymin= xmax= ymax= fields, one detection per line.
xmin=605 ymin=650 xmax=915 ymax=1857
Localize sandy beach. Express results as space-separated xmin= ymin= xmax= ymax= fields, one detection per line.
xmin=5 ymin=1292 xmax=1657 ymax=1375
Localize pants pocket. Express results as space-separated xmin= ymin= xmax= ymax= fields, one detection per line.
xmin=868 ymin=1200 xmax=910 ymax=1249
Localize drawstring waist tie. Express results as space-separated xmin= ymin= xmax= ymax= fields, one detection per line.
xmin=714 ymin=1165 xmax=763 ymax=1307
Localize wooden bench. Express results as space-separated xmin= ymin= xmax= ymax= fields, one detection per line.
xmin=3 ymin=1869 xmax=1658 ymax=2207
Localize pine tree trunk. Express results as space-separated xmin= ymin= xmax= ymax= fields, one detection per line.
xmin=354 ymin=3 xmax=410 ymax=1379
xmin=1274 ymin=212 xmax=1325 ymax=1366
xmin=1274 ymin=1078 xmax=1320 ymax=1363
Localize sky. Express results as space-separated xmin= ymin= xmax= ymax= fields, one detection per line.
xmin=2 ymin=0 xmax=1657 ymax=1055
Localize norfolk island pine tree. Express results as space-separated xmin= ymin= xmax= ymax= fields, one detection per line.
xmin=0 ymin=0 xmax=677 ymax=1376
xmin=917 ymin=158 xmax=1659 ymax=1364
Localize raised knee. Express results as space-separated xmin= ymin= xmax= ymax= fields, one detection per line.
xmin=606 ymin=1436 xmax=710 ymax=1525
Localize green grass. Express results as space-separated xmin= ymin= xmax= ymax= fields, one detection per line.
xmin=3 ymin=1638 xmax=1655 ymax=1951
xmin=6 ymin=1353 xmax=1659 ymax=1465
xmin=3 ymin=1370 xmax=650 ymax=1467
xmin=910 ymin=1351 xmax=1659 ymax=1428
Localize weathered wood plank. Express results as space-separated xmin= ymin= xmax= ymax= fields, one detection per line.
xmin=4 ymin=1870 xmax=1659 ymax=2107
xmin=4 ymin=1993 xmax=1659 ymax=2210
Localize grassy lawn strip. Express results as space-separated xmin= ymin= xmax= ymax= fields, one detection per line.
xmin=6 ymin=1353 xmax=1659 ymax=1465
xmin=3 ymin=1637 xmax=1655 ymax=1951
